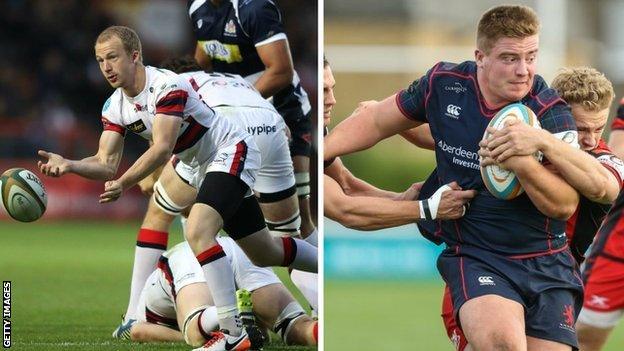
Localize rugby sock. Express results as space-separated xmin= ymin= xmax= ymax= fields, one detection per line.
xmin=196 ymin=245 xmax=242 ymax=336
xmin=124 ymin=228 xmax=168 ymax=321
xmin=304 ymin=228 xmax=318 ymax=247
xmin=290 ymin=270 xmax=318 ymax=313
xmin=281 ymin=237 xmax=317 ymax=272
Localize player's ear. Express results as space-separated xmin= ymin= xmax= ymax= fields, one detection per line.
xmin=132 ymin=51 xmax=140 ymax=64
xmin=475 ymin=49 xmax=485 ymax=68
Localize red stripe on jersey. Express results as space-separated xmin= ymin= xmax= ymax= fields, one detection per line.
xmin=101 ymin=116 xmax=126 ymax=136
xmin=229 ymin=141 xmax=248 ymax=176
xmin=189 ymin=77 xmax=200 ymax=92
xmin=612 ymin=118 xmax=624 ymax=131
xmin=172 ymin=117 xmax=207 ymax=154
xmin=157 ymin=256 xmax=177 ymax=299
xmin=156 ymin=90 xmax=188 ymax=117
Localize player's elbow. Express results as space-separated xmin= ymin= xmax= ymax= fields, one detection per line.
xmin=545 ymin=203 xmax=577 ymax=221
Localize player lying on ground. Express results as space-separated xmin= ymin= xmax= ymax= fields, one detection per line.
xmin=576 ymin=97 xmax=624 ymax=351
xmin=124 ymin=237 xmax=317 ymax=348
xmin=113 ymin=56 xmax=318 ymax=337
xmin=322 ymin=58 xmax=476 ymax=229
xmin=438 ymin=66 xmax=624 ymax=351
xmin=37 ymin=25 xmax=316 ymax=351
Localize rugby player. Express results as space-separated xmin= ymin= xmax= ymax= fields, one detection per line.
xmin=323 ymin=58 xmax=476 ymax=228
xmin=37 ymin=26 xmax=316 ymax=351
xmin=325 ymin=5 xmax=590 ymax=350
xmin=576 ymin=99 xmax=624 ymax=351
xmin=112 ymin=56 xmax=318 ymax=331
xmin=123 ymin=237 xmax=317 ymax=348
xmin=187 ymin=0 xmax=317 ymax=245
xmin=441 ymin=67 xmax=624 ymax=351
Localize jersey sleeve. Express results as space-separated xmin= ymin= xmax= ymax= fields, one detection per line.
xmin=611 ymin=97 xmax=624 ymax=131
xmin=240 ymin=0 xmax=286 ymax=46
xmin=101 ymin=95 xmax=126 ymax=137
xmin=534 ymin=94 xmax=579 ymax=148
xmin=593 ymin=141 xmax=624 ymax=187
xmin=395 ymin=64 xmax=438 ymax=123
xmin=154 ymin=75 xmax=190 ymax=118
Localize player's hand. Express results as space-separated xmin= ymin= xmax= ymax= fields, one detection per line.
xmin=396 ymin=182 xmax=423 ymax=201
xmin=484 ymin=119 xmax=545 ymax=162
xmin=37 ymin=150 xmax=70 ymax=177
xmin=478 ymin=143 xmax=497 ymax=167
xmin=431 ymin=182 xmax=477 ymax=220
xmin=100 ymin=179 xmax=124 ymax=203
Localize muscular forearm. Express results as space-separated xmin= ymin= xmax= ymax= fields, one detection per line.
xmin=511 ymin=157 xmax=579 ymax=220
xmin=68 ymin=154 xmax=118 ymax=180
xmin=118 ymin=144 xmax=171 ymax=190
xmin=542 ymin=138 xmax=616 ymax=203
xmin=325 ymin=158 xmax=400 ymax=199
xmin=324 ymin=175 xmax=420 ymax=230
xmin=254 ymin=68 xmax=292 ymax=99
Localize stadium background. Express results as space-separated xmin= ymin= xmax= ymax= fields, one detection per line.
xmin=0 ymin=1 xmax=317 ymax=350
xmin=325 ymin=0 xmax=624 ymax=350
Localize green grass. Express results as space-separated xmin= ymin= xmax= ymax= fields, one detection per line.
xmin=325 ymin=280 xmax=624 ymax=351
xmin=0 ymin=220 xmax=313 ymax=351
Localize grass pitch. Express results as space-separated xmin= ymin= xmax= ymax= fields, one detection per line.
xmin=325 ymin=280 xmax=624 ymax=351
xmin=0 ymin=220 xmax=313 ymax=351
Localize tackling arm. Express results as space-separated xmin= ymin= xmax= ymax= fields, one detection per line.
xmin=324 ymin=95 xmax=421 ymax=161
xmin=506 ymin=156 xmax=579 ymax=220
xmin=254 ymin=40 xmax=294 ymax=98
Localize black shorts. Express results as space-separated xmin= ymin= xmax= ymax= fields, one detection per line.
xmin=438 ymin=245 xmax=584 ymax=349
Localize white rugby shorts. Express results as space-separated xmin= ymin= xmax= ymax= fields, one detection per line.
xmin=214 ymin=106 xmax=295 ymax=194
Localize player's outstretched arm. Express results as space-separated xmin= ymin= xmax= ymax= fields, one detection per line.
xmin=324 ymin=94 xmax=421 ymax=161
xmin=37 ymin=130 xmax=124 ymax=180
xmin=129 ymin=322 xmax=183 ymax=342
xmin=504 ymin=156 xmax=579 ymax=220
xmin=483 ymin=120 xmax=619 ymax=204
xmin=324 ymin=157 xmax=404 ymax=199
xmin=325 ymin=176 xmax=475 ymax=230
xmin=254 ymin=40 xmax=294 ymax=98
xmin=100 ymin=114 xmax=180 ymax=203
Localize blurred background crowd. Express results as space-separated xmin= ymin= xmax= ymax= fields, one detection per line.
xmin=0 ymin=0 xmax=317 ymax=219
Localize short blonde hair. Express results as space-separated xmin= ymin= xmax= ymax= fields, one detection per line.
xmin=477 ymin=5 xmax=540 ymax=53
xmin=96 ymin=26 xmax=142 ymax=61
xmin=551 ymin=67 xmax=614 ymax=112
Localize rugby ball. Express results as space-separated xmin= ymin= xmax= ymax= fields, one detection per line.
xmin=481 ymin=103 xmax=541 ymax=200
xmin=0 ymin=168 xmax=47 ymax=222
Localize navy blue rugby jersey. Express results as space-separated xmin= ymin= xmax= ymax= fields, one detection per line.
xmin=399 ymin=61 xmax=578 ymax=256
xmin=188 ymin=0 xmax=311 ymax=118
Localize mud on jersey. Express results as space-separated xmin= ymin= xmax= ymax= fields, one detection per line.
xmin=399 ymin=61 xmax=578 ymax=256
xmin=100 ymin=66 xmax=248 ymax=166
xmin=188 ymin=0 xmax=311 ymax=119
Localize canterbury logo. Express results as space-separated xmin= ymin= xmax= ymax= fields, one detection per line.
xmin=478 ymin=276 xmax=494 ymax=285
xmin=445 ymin=104 xmax=461 ymax=118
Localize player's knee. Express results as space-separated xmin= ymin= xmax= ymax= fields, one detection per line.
xmin=295 ymin=172 xmax=310 ymax=198
xmin=152 ymin=180 xmax=188 ymax=217
xmin=273 ymin=301 xmax=307 ymax=345
xmin=473 ymin=329 xmax=521 ymax=351
xmin=129 ymin=325 xmax=148 ymax=342
xmin=267 ymin=210 xmax=301 ymax=238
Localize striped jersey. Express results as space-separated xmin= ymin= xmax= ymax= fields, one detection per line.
xmin=100 ymin=66 xmax=248 ymax=166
